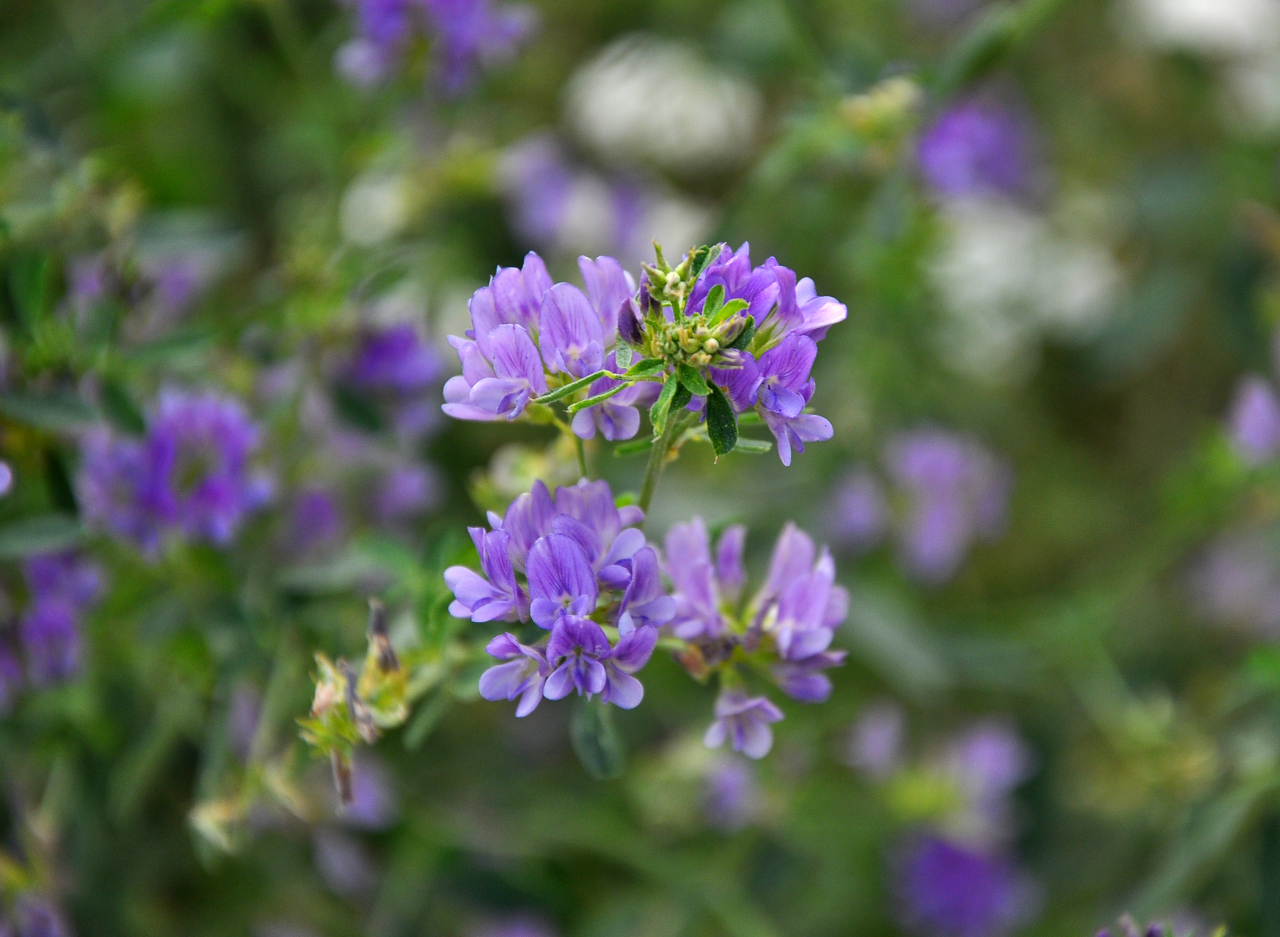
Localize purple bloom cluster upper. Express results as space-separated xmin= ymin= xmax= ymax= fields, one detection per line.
xmin=336 ymin=0 xmax=535 ymax=92
xmin=916 ymin=98 xmax=1033 ymax=201
xmin=667 ymin=519 xmax=848 ymax=758
xmin=446 ymin=478 xmax=673 ymax=715
xmin=1228 ymin=336 xmax=1280 ymax=464
xmin=79 ymin=390 xmax=272 ymax=554
xmin=442 ymin=244 xmax=845 ymax=465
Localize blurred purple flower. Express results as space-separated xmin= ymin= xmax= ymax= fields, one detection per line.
xmin=831 ymin=468 xmax=889 ymax=551
xmin=348 ymin=324 xmax=441 ymax=396
xmin=290 ymin=488 xmax=342 ymax=552
xmin=422 ymin=0 xmax=536 ymax=94
xmin=704 ymin=689 xmax=784 ymax=760
xmin=313 ymin=827 xmax=379 ymax=898
xmin=702 ymin=757 xmax=761 ymax=832
xmin=844 ymin=700 xmax=906 ymax=779
xmin=884 ymin=429 xmax=1011 ymax=583
xmin=81 ymin=390 xmax=271 ymax=552
xmin=341 ymin=754 xmax=399 ymax=829
xmin=664 ymin=517 xmax=746 ymax=641
xmin=917 ymin=99 xmax=1032 ymax=200
xmin=13 ymin=897 xmax=71 ymax=937
xmin=1229 ymin=375 xmax=1280 ymax=464
xmin=0 ymin=460 xmax=14 ymax=497
xmin=19 ymin=552 xmax=101 ymax=685
xmin=373 ymin=465 xmax=441 ymax=522
xmin=228 ymin=684 xmax=261 ymax=761
xmin=894 ymin=836 xmax=1035 ymax=937
xmin=1189 ymin=533 xmax=1280 ymax=636
xmin=943 ymin=720 xmax=1031 ymax=804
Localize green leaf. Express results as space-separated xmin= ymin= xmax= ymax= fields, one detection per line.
xmin=706 ymin=298 xmax=749 ymax=329
xmin=624 ymin=357 xmax=666 ymax=377
xmin=128 ymin=329 xmax=214 ymax=365
xmin=570 ymin=698 xmax=624 ymax=780
xmin=614 ymin=344 xmax=633 ymax=369
xmin=688 ymin=242 xmax=723 ymax=283
xmin=0 ymin=514 xmax=85 ymax=558
xmin=702 ymin=283 xmax=726 ymax=319
xmin=331 ymin=386 xmax=384 ymax=432
xmin=0 ymin=390 xmax=97 ymax=432
xmin=649 ymin=373 xmax=680 ymax=435
xmin=8 ymin=252 xmax=51 ymax=332
xmin=677 ymin=365 xmax=711 ymax=397
xmin=671 ymin=382 xmax=692 ymax=414
xmin=99 ymin=378 xmax=147 ymax=435
xmin=729 ymin=316 xmax=756 ymax=351
xmin=403 ymin=690 xmax=453 ymax=751
xmin=706 ymin=385 xmax=738 ymax=458
xmin=731 ymin=437 xmax=772 ymax=453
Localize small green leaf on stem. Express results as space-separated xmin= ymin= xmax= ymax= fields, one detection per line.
xmin=702 ymin=283 xmax=726 ymax=319
xmin=625 ymin=357 xmax=666 ymax=377
xmin=678 ymin=365 xmax=711 ymax=397
xmin=570 ymin=698 xmax=624 ymax=780
xmin=649 ymin=373 xmax=680 ymax=435
xmin=729 ymin=316 xmax=756 ymax=351
xmin=706 ymin=385 xmax=738 ymax=458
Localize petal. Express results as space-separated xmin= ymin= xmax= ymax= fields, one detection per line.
xmin=487 ymin=324 xmax=547 ymax=392
xmin=703 ymin=719 xmax=727 ymax=749
xmin=610 ymin=624 xmax=658 ymax=672
xmin=602 ymin=666 xmax=644 ymax=709
xmin=479 ymin=660 xmax=531 ymax=702
xmin=543 ymin=662 xmax=576 ymax=700
xmin=738 ymin=718 xmax=775 ymax=759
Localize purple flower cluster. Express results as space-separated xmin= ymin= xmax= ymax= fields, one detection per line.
xmin=894 ymin=836 xmax=1033 ymax=937
xmin=3 ymin=552 xmax=103 ymax=689
xmin=916 ymin=98 xmax=1033 ymax=201
xmin=831 ymin=430 xmax=1012 ymax=583
xmin=335 ymin=0 xmax=534 ymax=92
xmin=443 ymin=252 xmax=654 ymax=436
xmin=666 ymin=519 xmax=848 ymax=759
xmin=685 ymin=244 xmax=845 ymax=464
xmin=1228 ymin=339 xmax=1280 ymax=463
xmin=446 ymin=478 xmax=674 ymax=715
xmin=79 ymin=390 xmax=272 ymax=553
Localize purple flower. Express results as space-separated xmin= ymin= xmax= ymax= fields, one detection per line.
xmin=478 ymin=632 xmax=548 ymax=716
xmin=664 ymin=518 xmax=745 ymax=640
xmin=454 ymin=478 xmax=667 ymax=715
xmin=916 ymin=99 xmax=1032 ymax=200
xmin=0 ymin=643 xmax=22 ymax=713
xmin=373 ymin=464 xmax=441 ymax=522
xmin=753 ymin=335 xmax=834 ymax=466
xmin=446 ymin=528 xmax=528 ymax=622
xmin=348 ymin=324 xmax=441 ymax=396
xmin=703 ymin=689 xmax=784 ymax=759
xmin=0 ymin=461 xmax=12 ymax=497
xmin=12 ymin=897 xmax=71 ymax=937
xmin=24 ymin=552 xmax=102 ymax=609
xmin=79 ymin=430 xmax=162 ymax=550
xmin=290 ymin=488 xmax=341 ymax=552
xmin=342 ymin=754 xmax=399 ymax=829
xmin=843 ymin=700 xmax=906 ymax=779
xmin=884 ymin=430 xmax=1011 ymax=583
xmin=1229 ymin=375 xmax=1280 ymax=464
xmin=570 ymin=350 xmax=660 ymax=441
xmin=1189 ymin=532 xmax=1280 ymax=636
xmin=443 ymin=325 xmax=547 ymax=421
xmin=539 ymin=283 xmax=605 ymax=379
xmin=526 ymin=533 xmax=599 ymax=627
xmin=313 ymin=827 xmax=379 ymax=898
xmin=543 ymin=617 xmax=611 ymax=699
xmin=702 ymin=757 xmax=761 ymax=832
xmin=894 ymin=836 xmax=1035 ymax=937
xmin=20 ymin=600 xmax=80 ymax=684
xmin=831 ymin=469 xmax=889 ymax=551
xmin=421 ymin=0 xmax=536 ymax=94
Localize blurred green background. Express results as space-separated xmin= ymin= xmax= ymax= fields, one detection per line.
xmin=4 ymin=0 xmax=1280 ymax=934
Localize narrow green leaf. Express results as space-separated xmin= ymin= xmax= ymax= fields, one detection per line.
xmin=688 ymin=242 xmax=723 ymax=283
xmin=99 ymin=378 xmax=147 ymax=435
xmin=9 ymin=252 xmax=51 ymax=332
xmin=0 ymin=391 xmax=96 ymax=432
xmin=678 ymin=365 xmax=711 ymax=397
xmin=0 ymin=514 xmax=85 ymax=559
xmin=403 ymin=691 xmax=453 ymax=750
xmin=567 ymin=381 xmax=632 ymax=413
xmin=702 ymin=283 xmax=726 ymax=319
xmin=649 ymin=373 xmax=680 ymax=435
xmin=707 ymin=298 xmax=749 ymax=329
xmin=570 ymin=698 xmax=624 ymax=780
xmin=706 ymin=385 xmax=738 ymax=458
xmin=729 ymin=316 xmax=756 ymax=351
xmin=731 ymin=437 xmax=772 ymax=453
xmin=534 ymin=369 xmax=610 ymax=405
xmin=331 ymin=386 xmax=383 ymax=432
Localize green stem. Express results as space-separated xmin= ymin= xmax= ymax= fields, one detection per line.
xmin=575 ymin=435 xmax=589 ymax=479
xmin=638 ymin=411 xmax=685 ymax=518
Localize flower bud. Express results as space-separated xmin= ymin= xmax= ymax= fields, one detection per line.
xmin=618 ymin=298 xmax=644 ymax=346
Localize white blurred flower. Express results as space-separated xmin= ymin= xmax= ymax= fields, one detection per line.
xmin=340 ymin=173 xmax=409 ymax=246
xmin=564 ymin=34 xmax=762 ymax=174
xmin=1121 ymin=0 xmax=1280 ymax=56
xmin=929 ymin=199 xmax=1121 ymax=383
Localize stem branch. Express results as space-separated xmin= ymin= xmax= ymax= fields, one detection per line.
xmin=575 ymin=435 xmax=589 ymax=479
xmin=638 ymin=411 xmax=688 ymax=518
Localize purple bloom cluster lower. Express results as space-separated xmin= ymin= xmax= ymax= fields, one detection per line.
xmin=667 ymin=519 xmax=848 ymax=759
xmin=446 ymin=478 xmax=673 ymax=715
xmin=79 ymin=389 xmax=272 ymax=553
